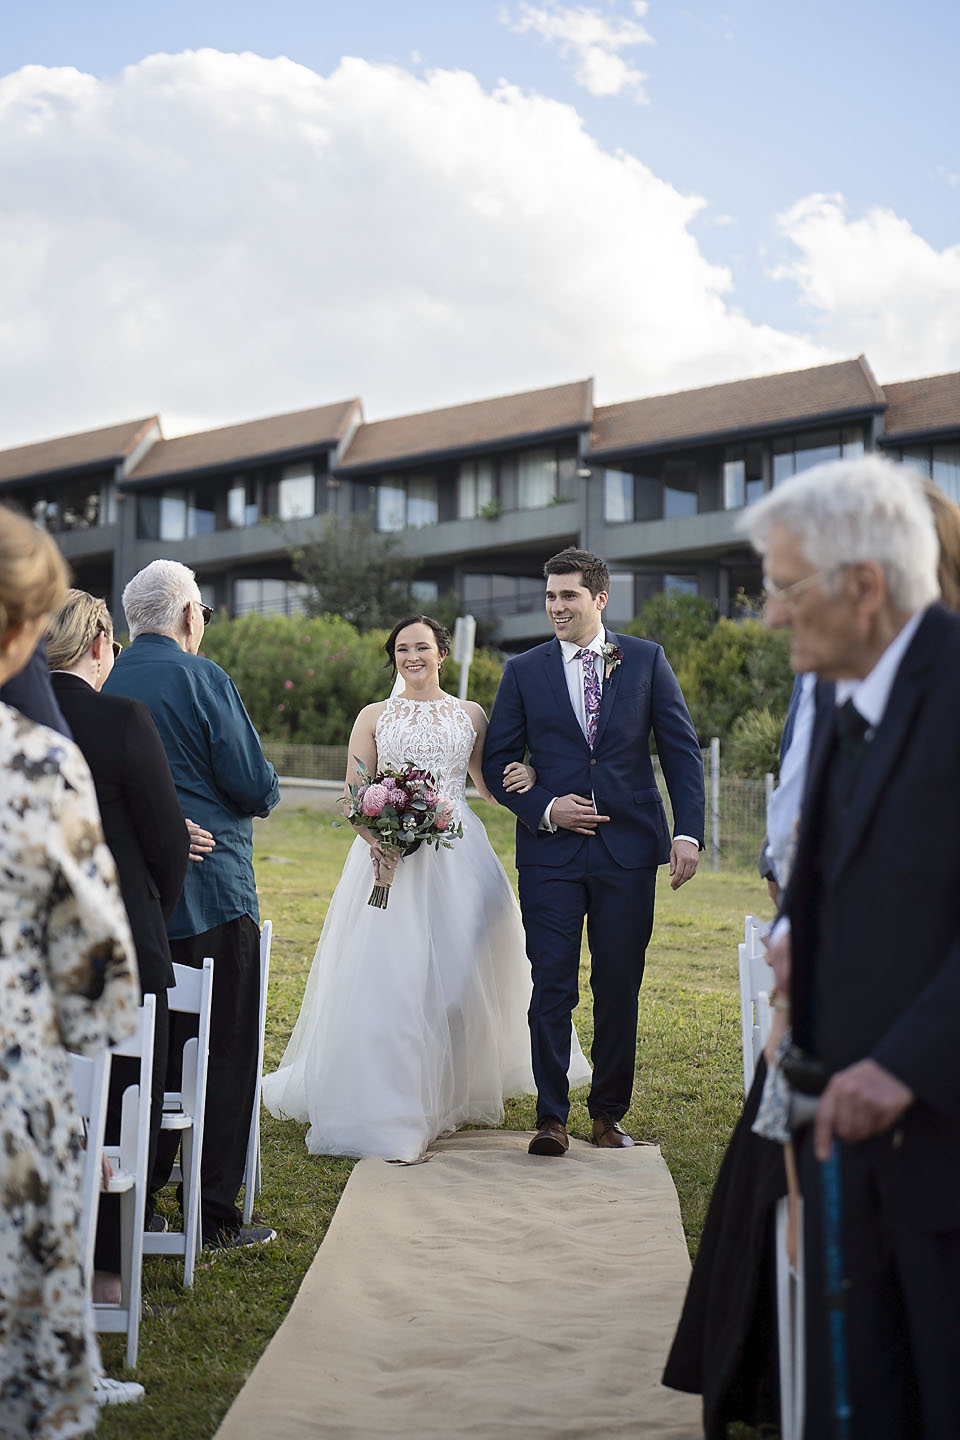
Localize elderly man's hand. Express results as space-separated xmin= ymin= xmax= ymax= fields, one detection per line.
xmin=669 ymin=839 xmax=699 ymax=890
xmin=185 ymin=819 xmax=216 ymax=863
xmin=813 ymin=1059 xmax=914 ymax=1161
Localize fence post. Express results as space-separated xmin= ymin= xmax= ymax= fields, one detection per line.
xmin=710 ymin=736 xmax=720 ymax=872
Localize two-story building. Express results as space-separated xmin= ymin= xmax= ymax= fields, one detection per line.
xmin=1 ymin=355 xmax=957 ymax=649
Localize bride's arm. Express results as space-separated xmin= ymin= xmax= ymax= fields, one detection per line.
xmin=464 ymin=703 xmax=498 ymax=804
xmin=344 ymin=706 xmax=393 ymax=867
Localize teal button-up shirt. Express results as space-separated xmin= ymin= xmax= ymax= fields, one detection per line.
xmin=103 ymin=633 xmax=280 ymax=940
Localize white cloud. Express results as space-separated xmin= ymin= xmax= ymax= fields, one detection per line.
xmin=0 ymin=50 xmax=827 ymax=448
xmin=503 ymin=2 xmax=653 ymax=101
xmin=775 ymin=195 xmax=960 ymax=380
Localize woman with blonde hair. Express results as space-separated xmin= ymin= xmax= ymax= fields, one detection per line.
xmin=0 ymin=506 xmax=139 ymax=1437
xmin=47 ymin=589 xmax=194 ymax=1309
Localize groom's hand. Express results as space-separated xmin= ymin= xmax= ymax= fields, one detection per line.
xmin=551 ymin=794 xmax=610 ymax=835
xmin=669 ymin=838 xmax=699 ymax=889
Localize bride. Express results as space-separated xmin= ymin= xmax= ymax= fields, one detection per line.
xmin=262 ymin=614 xmax=590 ymax=1161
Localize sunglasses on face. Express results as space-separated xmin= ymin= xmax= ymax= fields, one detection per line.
xmin=111 ymin=640 xmax=122 ymax=658
xmin=196 ymin=602 xmax=213 ymax=625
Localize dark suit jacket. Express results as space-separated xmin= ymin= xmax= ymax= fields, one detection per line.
xmin=0 ymin=640 xmax=72 ymax=737
xmin=482 ymin=631 xmax=704 ymax=869
xmin=784 ymin=602 xmax=960 ymax=1228
xmin=50 ymin=672 xmax=189 ymax=994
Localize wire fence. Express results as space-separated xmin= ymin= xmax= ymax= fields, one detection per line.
xmin=265 ymin=742 xmax=770 ymax=874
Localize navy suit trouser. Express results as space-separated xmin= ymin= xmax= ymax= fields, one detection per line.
xmin=518 ymin=843 xmax=656 ymax=1126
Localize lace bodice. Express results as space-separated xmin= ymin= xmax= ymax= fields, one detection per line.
xmin=375 ymin=696 xmax=477 ymax=820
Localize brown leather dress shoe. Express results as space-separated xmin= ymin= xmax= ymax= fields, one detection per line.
xmin=592 ymin=1116 xmax=635 ymax=1148
xmin=528 ymin=1117 xmax=569 ymax=1156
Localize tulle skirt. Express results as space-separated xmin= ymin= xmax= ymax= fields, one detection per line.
xmin=262 ymin=806 xmax=591 ymax=1161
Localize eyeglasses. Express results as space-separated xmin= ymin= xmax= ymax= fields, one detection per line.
xmin=196 ymin=602 xmax=213 ymax=625
xmin=762 ymin=570 xmax=828 ymax=608
xmin=111 ymin=640 xmax=123 ymax=658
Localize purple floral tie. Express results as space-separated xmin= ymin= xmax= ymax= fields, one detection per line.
xmin=578 ymin=649 xmax=601 ymax=748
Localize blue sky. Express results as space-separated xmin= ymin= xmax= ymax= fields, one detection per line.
xmin=1 ymin=0 xmax=958 ymax=445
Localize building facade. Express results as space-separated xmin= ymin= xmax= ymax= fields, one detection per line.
xmin=2 ymin=356 xmax=958 ymax=650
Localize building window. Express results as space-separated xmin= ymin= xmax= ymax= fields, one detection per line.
xmin=606 ymin=572 xmax=635 ymax=622
xmin=376 ymin=475 xmax=438 ymax=531
xmin=410 ymin=579 xmax=439 ymax=606
xmin=934 ymin=446 xmax=960 ymax=502
xmin=228 ymin=477 xmax=259 ymax=529
xmin=722 ymin=457 xmax=745 ymax=510
xmin=773 ymin=427 xmax=863 ymax=486
xmin=517 ymin=448 xmax=558 ymax=509
xmin=190 ymin=490 xmax=216 ymax=537
xmin=278 ymin=462 xmax=315 ymax=520
xmin=233 ymin=579 xmax=310 ymax=616
xmin=663 ymin=463 xmax=698 ymax=519
xmin=457 ymin=459 xmax=495 ymax=518
xmin=462 ymin=573 xmax=544 ymax=617
xmin=665 ymin=573 xmax=698 ymax=595
xmin=604 ymin=470 xmax=634 ymax=523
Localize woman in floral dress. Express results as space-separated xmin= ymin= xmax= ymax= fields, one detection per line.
xmin=0 ymin=505 xmax=140 ymax=1438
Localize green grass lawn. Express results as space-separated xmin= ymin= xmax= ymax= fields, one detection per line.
xmin=95 ymin=803 xmax=771 ymax=1439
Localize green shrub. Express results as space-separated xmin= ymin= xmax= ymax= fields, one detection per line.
xmin=726 ymin=705 xmax=786 ymax=779
xmin=199 ymin=612 xmax=504 ymax=743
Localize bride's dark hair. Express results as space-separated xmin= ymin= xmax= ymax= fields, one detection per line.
xmin=384 ymin=615 xmax=452 ymax=674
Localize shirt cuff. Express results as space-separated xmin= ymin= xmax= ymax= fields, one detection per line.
xmin=674 ymin=834 xmax=699 ymax=847
xmin=539 ymin=799 xmax=557 ymax=832
xmin=771 ymin=916 xmax=791 ymax=945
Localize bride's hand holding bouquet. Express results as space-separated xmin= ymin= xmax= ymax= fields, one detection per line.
xmin=341 ymin=759 xmax=463 ymax=908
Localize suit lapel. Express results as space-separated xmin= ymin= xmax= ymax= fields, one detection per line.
xmin=830 ymin=614 xmax=937 ymax=877
xmin=542 ymin=638 xmax=588 ymax=747
xmin=592 ymin=631 xmax=622 ymax=752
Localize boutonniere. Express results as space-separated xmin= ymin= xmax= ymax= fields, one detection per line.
xmin=601 ymin=641 xmax=623 ymax=682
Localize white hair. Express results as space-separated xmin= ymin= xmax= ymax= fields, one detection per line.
xmin=742 ymin=454 xmax=940 ymax=612
xmin=122 ymin=558 xmax=201 ymax=640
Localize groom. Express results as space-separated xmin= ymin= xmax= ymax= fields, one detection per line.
xmin=483 ymin=549 xmax=705 ymax=1156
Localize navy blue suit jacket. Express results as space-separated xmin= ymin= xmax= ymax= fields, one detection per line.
xmin=482 ymin=632 xmax=704 ymax=870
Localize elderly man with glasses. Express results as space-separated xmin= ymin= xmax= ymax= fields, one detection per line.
xmin=104 ymin=558 xmax=280 ymax=1249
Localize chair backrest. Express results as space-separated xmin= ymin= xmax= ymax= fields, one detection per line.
xmin=167 ymin=955 xmax=214 ymax=1121
xmin=68 ymin=1048 xmax=112 ymax=1292
xmin=112 ymin=992 xmax=157 ymax=1174
xmin=739 ymin=913 xmax=774 ymax=1094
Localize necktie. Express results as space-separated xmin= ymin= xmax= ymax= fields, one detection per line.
xmin=834 ymin=698 xmax=869 ymax=756
xmin=578 ymin=649 xmax=601 ymax=748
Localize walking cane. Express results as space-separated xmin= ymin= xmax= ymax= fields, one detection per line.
xmin=820 ymin=1141 xmax=852 ymax=1439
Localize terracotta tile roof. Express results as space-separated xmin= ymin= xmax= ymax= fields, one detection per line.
xmin=881 ymin=371 xmax=960 ymax=439
xmin=338 ymin=380 xmax=594 ymax=471
xmin=589 ymin=357 xmax=885 ymax=456
xmin=126 ymin=400 xmax=362 ymax=483
xmin=0 ymin=418 xmax=158 ymax=485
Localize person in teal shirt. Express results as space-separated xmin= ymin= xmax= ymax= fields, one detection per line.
xmin=104 ymin=558 xmax=280 ymax=1248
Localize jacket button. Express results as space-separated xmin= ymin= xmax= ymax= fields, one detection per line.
xmin=590 ymin=758 xmax=597 ymax=766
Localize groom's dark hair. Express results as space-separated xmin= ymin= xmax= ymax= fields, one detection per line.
xmin=543 ymin=547 xmax=610 ymax=599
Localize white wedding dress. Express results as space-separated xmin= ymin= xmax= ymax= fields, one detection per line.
xmin=262 ymin=695 xmax=591 ymax=1161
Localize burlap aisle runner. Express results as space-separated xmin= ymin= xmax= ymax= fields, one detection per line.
xmin=215 ymin=1131 xmax=703 ymax=1439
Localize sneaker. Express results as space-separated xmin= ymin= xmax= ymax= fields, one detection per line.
xmin=93 ymin=1375 xmax=145 ymax=1406
xmin=145 ymin=1214 xmax=168 ymax=1233
xmin=203 ymin=1225 xmax=277 ymax=1251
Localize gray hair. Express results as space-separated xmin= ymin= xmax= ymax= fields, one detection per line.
xmin=742 ymin=455 xmax=940 ymax=612
xmin=122 ymin=558 xmax=201 ymax=641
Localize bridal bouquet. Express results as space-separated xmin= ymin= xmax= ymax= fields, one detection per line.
xmin=341 ymin=760 xmax=463 ymax=908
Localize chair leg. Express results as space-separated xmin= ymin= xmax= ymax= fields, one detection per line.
xmin=181 ymin=1127 xmax=198 ymax=1287
xmin=119 ymin=1188 xmax=141 ymax=1368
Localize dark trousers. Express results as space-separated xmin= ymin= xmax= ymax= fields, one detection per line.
xmin=517 ymin=850 xmax=656 ymax=1125
xmin=94 ymin=989 xmax=169 ymax=1274
xmin=152 ymin=914 xmax=260 ymax=1243
xmin=800 ymin=1133 xmax=960 ymax=1440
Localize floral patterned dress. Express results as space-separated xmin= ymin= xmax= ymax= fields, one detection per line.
xmin=0 ymin=701 xmax=139 ymax=1439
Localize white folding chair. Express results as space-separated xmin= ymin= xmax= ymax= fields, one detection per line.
xmin=92 ymin=992 xmax=156 ymax=1368
xmin=143 ymin=957 xmax=213 ymax=1288
xmin=738 ymin=913 xmax=773 ymax=1094
xmin=68 ymin=1047 xmax=112 ymax=1296
xmin=242 ymin=918 xmax=272 ymax=1225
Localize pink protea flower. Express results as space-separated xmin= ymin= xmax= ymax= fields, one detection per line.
xmin=434 ymin=800 xmax=454 ymax=831
xmin=360 ymin=783 xmax=391 ymax=817
xmin=422 ymin=790 xmax=439 ymax=808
